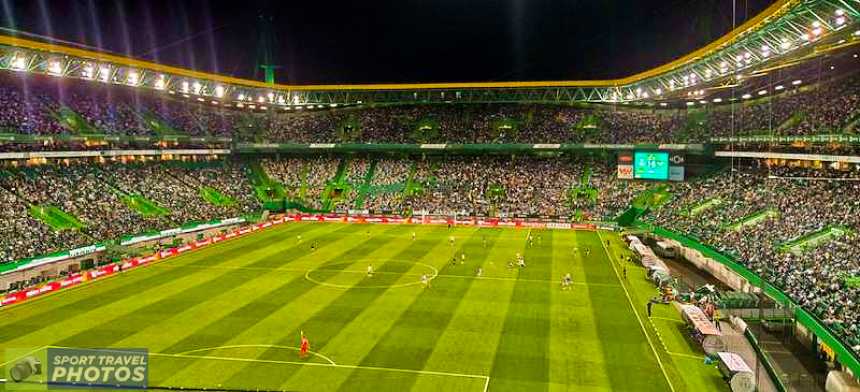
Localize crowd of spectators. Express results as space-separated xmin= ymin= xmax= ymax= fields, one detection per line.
xmin=2 ymin=164 xmax=169 ymax=240
xmin=648 ymin=164 xmax=860 ymax=353
xmin=0 ymin=71 xmax=857 ymax=145
xmin=0 ymin=159 xmax=262 ymax=264
xmin=262 ymin=157 xmax=338 ymax=210
xmin=261 ymin=156 xmax=635 ymax=219
xmin=0 ymin=185 xmax=85 ymax=263
xmin=166 ymin=162 xmax=260 ymax=215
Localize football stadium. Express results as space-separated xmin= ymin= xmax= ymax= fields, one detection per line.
xmin=0 ymin=1 xmax=858 ymax=391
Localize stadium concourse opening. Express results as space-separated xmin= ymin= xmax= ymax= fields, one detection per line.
xmin=1 ymin=0 xmax=860 ymax=391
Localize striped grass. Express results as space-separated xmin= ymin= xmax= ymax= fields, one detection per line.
xmin=0 ymin=223 xmax=726 ymax=391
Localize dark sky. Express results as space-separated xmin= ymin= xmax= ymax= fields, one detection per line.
xmin=0 ymin=0 xmax=774 ymax=85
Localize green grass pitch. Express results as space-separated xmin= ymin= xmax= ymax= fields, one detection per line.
xmin=0 ymin=223 xmax=727 ymax=391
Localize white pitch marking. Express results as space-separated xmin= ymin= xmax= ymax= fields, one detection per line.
xmin=176 ymin=344 xmax=336 ymax=365
xmin=305 ymin=261 xmax=439 ymax=289
xmin=667 ymin=351 xmax=705 ymax=360
xmin=597 ymin=231 xmax=677 ymax=392
xmin=0 ymin=345 xmax=47 ymax=367
xmin=47 ymin=346 xmax=489 ymax=385
xmin=158 ymin=264 xmax=620 ymax=288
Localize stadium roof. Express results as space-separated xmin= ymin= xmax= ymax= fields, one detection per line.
xmin=0 ymin=0 xmax=857 ymax=106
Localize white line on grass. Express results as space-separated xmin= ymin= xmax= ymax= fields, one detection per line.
xmin=667 ymin=351 xmax=705 ymax=360
xmin=0 ymin=345 xmax=47 ymax=368
xmin=597 ymin=231 xmax=677 ymax=392
xmin=175 ymin=344 xmax=337 ymax=365
xmin=48 ymin=346 xmax=490 ymax=389
xmin=304 ymin=261 xmax=439 ymax=289
xmin=153 ymin=264 xmax=621 ymax=287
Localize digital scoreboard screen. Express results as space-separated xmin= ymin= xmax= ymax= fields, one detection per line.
xmin=633 ymin=151 xmax=670 ymax=180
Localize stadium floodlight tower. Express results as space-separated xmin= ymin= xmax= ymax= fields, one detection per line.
xmin=256 ymin=13 xmax=280 ymax=85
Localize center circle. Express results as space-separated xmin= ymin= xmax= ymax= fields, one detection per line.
xmin=305 ymin=259 xmax=438 ymax=289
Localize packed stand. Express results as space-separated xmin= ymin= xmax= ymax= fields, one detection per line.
xmin=2 ymin=164 xmax=171 ymax=241
xmin=647 ymin=165 xmax=860 ymax=353
xmin=0 ymin=185 xmax=87 ymax=263
xmin=262 ymin=157 xmax=339 ymax=210
xmin=166 ymin=163 xmax=260 ymax=215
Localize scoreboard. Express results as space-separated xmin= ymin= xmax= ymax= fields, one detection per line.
xmin=617 ymin=151 xmax=684 ymax=181
xmin=634 ymin=151 xmax=669 ymax=180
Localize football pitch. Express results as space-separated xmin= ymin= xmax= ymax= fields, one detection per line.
xmin=0 ymin=223 xmax=727 ymax=391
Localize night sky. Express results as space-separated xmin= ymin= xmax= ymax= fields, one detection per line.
xmin=1 ymin=0 xmax=774 ymax=85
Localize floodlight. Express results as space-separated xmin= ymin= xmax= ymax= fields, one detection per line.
xmin=742 ymin=93 xmax=752 ymax=99
xmin=686 ymin=102 xmax=694 ymax=106
xmin=775 ymin=85 xmax=784 ymax=91
xmin=758 ymin=90 xmax=767 ymax=95
xmin=792 ymin=79 xmax=802 ymax=85
xmin=835 ymin=16 xmax=846 ymax=26
xmin=48 ymin=60 xmax=62 ymax=75
xmin=99 ymin=66 xmax=111 ymax=82
xmin=712 ymin=98 xmax=722 ymax=103
xmin=654 ymin=88 xmax=662 ymax=96
xmin=181 ymin=81 xmax=190 ymax=93
xmin=192 ymin=81 xmax=202 ymax=94
xmin=11 ymin=55 xmax=27 ymax=70
xmin=214 ymin=85 xmax=225 ymax=98
xmin=82 ymin=64 xmax=95 ymax=78
xmin=128 ymin=71 xmax=139 ymax=85
xmin=836 ymin=9 xmax=845 ymax=16
xmin=238 ymin=93 xmax=245 ymax=101
xmin=154 ymin=75 xmax=166 ymax=90
xmin=780 ymin=40 xmax=791 ymax=49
